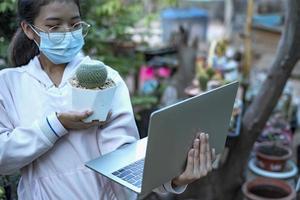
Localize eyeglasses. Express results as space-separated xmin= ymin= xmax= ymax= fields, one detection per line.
xmin=30 ymin=21 xmax=91 ymax=44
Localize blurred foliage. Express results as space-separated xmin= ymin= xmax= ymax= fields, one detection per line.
xmin=0 ymin=0 xmax=178 ymax=71
xmin=0 ymin=0 xmax=17 ymax=64
xmin=132 ymin=95 xmax=158 ymax=109
xmin=81 ymin=0 xmax=145 ymax=76
xmin=80 ymin=0 xmax=178 ymax=76
xmin=0 ymin=187 xmax=4 ymax=200
xmin=0 ymin=174 xmax=20 ymax=200
xmin=0 ymin=0 xmax=16 ymax=13
xmin=131 ymin=95 xmax=158 ymax=120
xmin=161 ymin=0 xmax=179 ymax=7
xmin=0 ymin=39 xmax=9 ymax=66
xmin=83 ymin=0 xmax=143 ymax=41
xmin=0 ymin=176 xmax=9 ymax=200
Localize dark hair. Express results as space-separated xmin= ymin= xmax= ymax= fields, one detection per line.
xmin=9 ymin=0 xmax=81 ymax=67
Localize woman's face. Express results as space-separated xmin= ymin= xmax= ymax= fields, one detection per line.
xmin=32 ymin=1 xmax=81 ymax=44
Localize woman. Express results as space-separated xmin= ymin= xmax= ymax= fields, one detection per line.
xmin=0 ymin=0 xmax=214 ymax=199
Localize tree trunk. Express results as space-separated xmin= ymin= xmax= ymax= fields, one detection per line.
xmin=171 ymin=27 xmax=198 ymax=99
xmin=174 ymin=0 xmax=300 ymax=199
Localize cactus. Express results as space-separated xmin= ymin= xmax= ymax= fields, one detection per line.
xmin=206 ymin=67 xmax=216 ymax=79
xmin=198 ymin=73 xmax=209 ymax=91
xmin=75 ymin=60 xmax=108 ymax=89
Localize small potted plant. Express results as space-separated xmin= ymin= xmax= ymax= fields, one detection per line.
xmin=242 ymin=177 xmax=296 ymax=200
xmin=70 ymin=59 xmax=117 ymax=122
xmin=255 ymin=142 xmax=292 ymax=172
xmin=0 ymin=186 xmax=4 ymax=200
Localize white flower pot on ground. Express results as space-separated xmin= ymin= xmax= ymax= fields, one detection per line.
xmin=71 ymin=83 xmax=117 ymax=122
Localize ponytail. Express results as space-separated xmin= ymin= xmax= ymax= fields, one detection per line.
xmin=8 ymin=27 xmax=39 ymax=67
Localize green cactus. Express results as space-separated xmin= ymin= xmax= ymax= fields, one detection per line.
xmin=198 ymin=73 xmax=209 ymax=91
xmin=76 ymin=60 xmax=108 ymax=89
xmin=206 ymin=67 xmax=216 ymax=79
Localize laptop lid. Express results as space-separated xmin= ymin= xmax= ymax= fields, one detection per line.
xmin=140 ymin=81 xmax=238 ymax=196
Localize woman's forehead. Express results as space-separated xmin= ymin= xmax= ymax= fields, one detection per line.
xmin=34 ymin=1 xmax=80 ymax=23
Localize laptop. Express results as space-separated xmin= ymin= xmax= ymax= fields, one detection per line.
xmin=86 ymin=81 xmax=238 ymax=198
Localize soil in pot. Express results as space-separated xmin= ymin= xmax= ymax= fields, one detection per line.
xmin=258 ymin=145 xmax=289 ymax=157
xmin=242 ymin=177 xmax=296 ymax=200
xmin=256 ymin=142 xmax=292 ymax=172
xmin=249 ymin=184 xmax=289 ymax=198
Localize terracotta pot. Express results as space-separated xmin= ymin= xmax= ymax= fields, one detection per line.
xmin=256 ymin=142 xmax=292 ymax=172
xmin=242 ymin=177 xmax=296 ymax=200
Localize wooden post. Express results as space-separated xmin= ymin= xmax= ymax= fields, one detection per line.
xmin=225 ymin=0 xmax=234 ymax=38
xmin=244 ymin=0 xmax=254 ymax=78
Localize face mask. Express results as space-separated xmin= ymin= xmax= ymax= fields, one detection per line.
xmin=31 ymin=27 xmax=84 ymax=64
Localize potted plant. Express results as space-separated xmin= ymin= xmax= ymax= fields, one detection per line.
xmin=255 ymin=142 xmax=292 ymax=172
xmin=242 ymin=177 xmax=296 ymax=200
xmin=0 ymin=176 xmax=11 ymax=200
xmin=70 ymin=59 xmax=117 ymax=122
xmin=0 ymin=186 xmax=4 ymax=200
xmin=257 ymin=113 xmax=293 ymax=145
xmin=196 ymin=65 xmax=225 ymax=91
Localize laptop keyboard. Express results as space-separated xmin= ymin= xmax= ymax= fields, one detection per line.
xmin=112 ymin=159 xmax=144 ymax=188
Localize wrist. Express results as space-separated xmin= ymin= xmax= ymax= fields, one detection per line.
xmin=165 ymin=179 xmax=188 ymax=194
xmin=171 ymin=180 xmax=178 ymax=188
xmin=56 ymin=112 xmax=67 ymax=129
xmin=172 ymin=179 xmax=182 ymax=188
xmin=49 ymin=112 xmax=68 ymax=136
xmin=56 ymin=112 xmax=61 ymax=119
xmin=172 ymin=177 xmax=191 ymax=187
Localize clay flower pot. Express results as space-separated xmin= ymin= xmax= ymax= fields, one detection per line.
xmin=255 ymin=142 xmax=292 ymax=172
xmin=242 ymin=177 xmax=296 ymax=200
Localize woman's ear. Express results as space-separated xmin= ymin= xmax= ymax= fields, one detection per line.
xmin=20 ymin=21 xmax=35 ymax=40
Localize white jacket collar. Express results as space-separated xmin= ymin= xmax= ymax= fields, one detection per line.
xmin=24 ymin=53 xmax=90 ymax=89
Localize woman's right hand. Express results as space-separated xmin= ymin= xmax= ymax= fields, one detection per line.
xmin=56 ymin=110 xmax=101 ymax=130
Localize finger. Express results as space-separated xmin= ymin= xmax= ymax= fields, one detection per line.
xmin=73 ymin=119 xmax=98 ymax=129
xmin=73 ymin=121 xmax=93 ymax=129
xmin=99 ymin=121 xmax=107 ymax=127
xmin=71 ymin=110 xmax=93 ymax=121
xmin=86 ymin=120 xmax=102 ymax=127
xmin=212 ymin=148 xmax=216 ymax=162
xmin=99 ymin=112 xmax=113 ymax=127
xmin=106 ymin=111 xmax=112 ymax=121
xmin=205 ymin=134 xmax=212 ymax=171
xmin=199 ymin=133 xmax=206 ymax=173
xmin=185 ymin=148 xmax=195 ymax=173
xmin=193 ymin=139 xmax=200 ymax=174
xmin=196 ymin=132 xmax=201 ymax=139
xmin=91 ymin=120 xmax=102 ymax=126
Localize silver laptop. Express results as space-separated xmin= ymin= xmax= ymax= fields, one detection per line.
xmin=86 ymin=81 xmax=238 ymax=198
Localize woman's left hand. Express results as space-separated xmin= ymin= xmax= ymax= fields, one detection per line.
xmin=171 ymin=132 xmax=215 ymax=187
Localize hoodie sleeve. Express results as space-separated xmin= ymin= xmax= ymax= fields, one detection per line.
xmin=154 ymin=181 xmax=187 ymax=194
xmin=0 ymin=79 xmax=67 ymax=175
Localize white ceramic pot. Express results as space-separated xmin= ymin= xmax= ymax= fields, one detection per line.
xmin=71 ymin=84 xmax=117 ymax=122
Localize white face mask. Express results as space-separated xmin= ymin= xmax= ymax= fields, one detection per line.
xmin=30 ymin=26 xmax=85 ymax=64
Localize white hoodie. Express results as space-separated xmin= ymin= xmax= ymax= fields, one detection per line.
xmin=0 ymin=54 xmax=185 ymax=200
